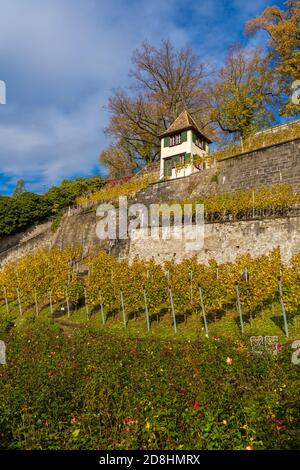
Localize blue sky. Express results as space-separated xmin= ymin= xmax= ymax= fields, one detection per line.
xmin=0 ymin=0 xmax=284 ymax=195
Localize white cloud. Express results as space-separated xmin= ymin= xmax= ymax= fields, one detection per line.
xmin=0 ymin=90 xmax=109 ymax=187
xmin=0 ymin=0 xmax=192 ymax=192
xmin=0 ymin=0 xmax=188 ymax=88
xmin=0 ymin=126 xmax=47 ymax=153
xmin=232 ymin=0 xmax=270 ymax=17
xmin=0 ymin=0 xmax=271 ymax=193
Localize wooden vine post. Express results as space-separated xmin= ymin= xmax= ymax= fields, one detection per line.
xmin=278 ymin=269 xmax=289 ymax=337
xmin=16 ymin=288 xmax=22 ymax=316
xmin=99 ymin=290 xmax=105 ymax=325
xmin=34 ymin=288 xmax=39 ymax=316
xmin=198 ymin=285 xmax=209 ymax=337
xmin=120 ymin=289 xmax=127 ymax=329
xmin=3 ymin=287 xmax=9 ymax=315
xmin=143 ymin=287 xmax=151 ymax=332
xmin=235 ymin=282 xmax=244 ymax=335
xmin=84 ymin=287 xmax=89 ymax=321
xmin=49 ymin=288 xmax=53 ymax=315
xmin=189 ymin=271 xmax=193 ymax=305
xmin=65 ymin=286 xmax=70 ymax=317
xmin=168 ymin=286 xmax=177 ymax=333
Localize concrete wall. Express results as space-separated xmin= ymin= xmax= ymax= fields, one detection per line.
xmin=0 ymin=222 xmax=53 ymax=266
xmin=1 ymin=204 xmax=300 ymax=267
xmin=49 ymin=210 xmax=300 ymax=265
xmin=128 ymin=216 xmax=300 ymax=264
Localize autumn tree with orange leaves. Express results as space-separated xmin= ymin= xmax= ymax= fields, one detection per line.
xmin=208 ymin=46 xmax=279 ymax=139
xmin=245 ymin=0 xmax=300 ymax=115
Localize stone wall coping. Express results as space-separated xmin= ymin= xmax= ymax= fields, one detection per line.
xmin=218 ymin=137 xmax=300 ymax=162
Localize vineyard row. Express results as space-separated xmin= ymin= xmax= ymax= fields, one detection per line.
xmin=0 ymin=247 xmax=299 ymax=335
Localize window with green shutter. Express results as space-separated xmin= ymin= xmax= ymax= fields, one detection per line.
xmin=181 ymin=130 xmax=187 ymax=142
xmin=184 ymin=152 xmax=191 ymax=164
xmin=164 ymin=159 xmax=172 ymax=177
xmin=164 ymin=154 xmax=185 ymax=177
xmin=169 ymin=133 xmax=181 ymax=146
xmin=164 ymin=136 xmax=170 ymax=147
xmin=193 ymin=131 xmax=205 ymax=150
xmin=174 ymin=155 xmax=181 ymax=166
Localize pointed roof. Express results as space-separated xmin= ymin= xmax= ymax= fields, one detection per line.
xmin=159 ymin=110 xmax=212 ymax=143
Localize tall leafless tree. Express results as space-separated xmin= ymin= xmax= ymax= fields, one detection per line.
xmin=105 ymin=39 xmax=211 ymax=163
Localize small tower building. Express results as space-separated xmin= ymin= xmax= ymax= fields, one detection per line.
xmin=159 ymin=110 xmax=212 ymax=179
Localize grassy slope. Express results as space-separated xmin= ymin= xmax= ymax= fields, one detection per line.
xmin=0 ymin=301 xmax=299 ymax=450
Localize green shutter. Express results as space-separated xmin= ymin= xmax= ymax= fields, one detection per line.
xmin=164 ymin=136 xmax=169 ymax=147
xmin=164 ymin=159 xmax=171 ymax=177
xmin=192 ymin=131 xmax=196 ymax=143
xmin=184 ymin=152 xmax=191 ymax=164
xmin=181 ymin=130 xmax=187 ymax=142
xmin=174 ymin=155 xmax=181 ymax=166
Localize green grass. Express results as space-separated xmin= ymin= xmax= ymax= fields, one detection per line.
xmin=1 ymin=297 xmax=300 ymax=342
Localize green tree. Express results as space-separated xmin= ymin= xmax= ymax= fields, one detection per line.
xmin=0 ymin=176 xmax=105 ymax=237
xmin=13 ymin=179 xmax=25 ymax=197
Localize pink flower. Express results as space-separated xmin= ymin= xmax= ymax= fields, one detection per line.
xmin=123 ymin=417 xmax=134 ymax=426
xmin=193 ymin=401 xmax=200 ymax=410
xmin=245 ymin=445 xmax=254 ymax=450
xmin=49 ymin=351 xmax=56 ymax=356
xmin=47 ymin=370 xmax=56 ymax=377
xmin=276 ymin=342 xmax=283 ymax=352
